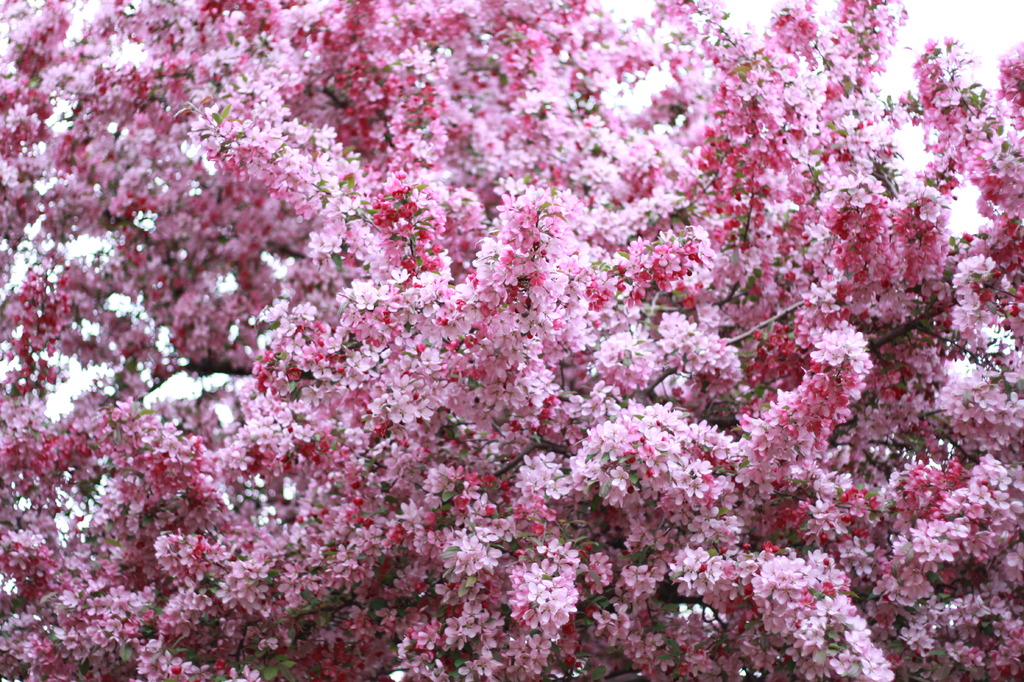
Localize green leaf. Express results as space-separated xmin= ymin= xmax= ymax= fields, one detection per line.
xmin=119 ymin=644 xmax=134 ymax=661
xmin=591 ymin=665 xmax=607 ymax=679
xmin=263 ymin=666 xmax=279 ymax=681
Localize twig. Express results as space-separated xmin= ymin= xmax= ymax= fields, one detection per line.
xmin=717 ymin=281 xmax=740 ymax=306
xmin=871 ymin=159 xmax=899 ymax=199
xmin=321 ymin=87 xmax=350 ymax=110
xmin=538 ymin=439 xmax=569 ymax=455
xmin=267 ymin=241 xmax=307 ymax=260
xmin=644 ymin=366 xmax=678 ymax=403
xmin=144 ymin=359 xmax=249 ymax=404
xmin=234 ymin=622 xmax=253 ymax=660
xmin=867 ymin=305 xmax=949 ymax=354
xmin=727 ymin=302 xmax=802 ymax=346
xmin=186 ymin=359 xmax=252 ymax=377
xmin=494 ymin=447 xmax=533 ymax=478
xmin=868 ymin=319 xmax=922 ymax=353
xmin=704 ymin=415 xmax=740 ymax=430
xmin=914 ymin=326 xmax=1001 ymax=370
xmin=643 ymin=303 xmax=801 ymax=402
xmin=495 ymin=438 xmax=568 ymax=477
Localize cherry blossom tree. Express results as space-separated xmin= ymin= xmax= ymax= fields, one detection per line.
xmin=2 ymin=0 xmax=1024 ymax=679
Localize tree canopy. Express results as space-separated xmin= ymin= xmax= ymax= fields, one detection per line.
xmin=2 ymin=0 xmax=1024 ymax=680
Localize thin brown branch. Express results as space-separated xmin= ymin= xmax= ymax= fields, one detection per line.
xmin=867 ymin=305 xmax=949 ymax=354
xmin=538 ymin=439 xmax=570 ymax=455
xmin=645 ymin=303 xmax=959 ymax=432
xmin=267 ymin=242 xmax=307 ymax=260
xmin=868 ymin=318 xmax=922 ymax=353
xmin=716 ymin=281 xmax=741 ymax=306
xmin=727 ymin=301 xmax=802 ymax=346
xmin=644 ymin=302 xmax=800 ymax=403
xmin=656 ymin=580 xmax=727 ymax=628
xmin=644 ymin=366 xmax=678 ymax=403
xmin=704 ymin=415 xmax=740 ymax=430
xmin=914 ymin=326 xmax=1000 ymax=370
xmin=186 ymin=359 xmax=252 ymax=377
xmin=871 ymin=159 xmax=899 ymax=199
xmin=321 ymin=87 xmax=351 ymax=110
xmin=495 ymin=439 xmax=568 ymax=477
xmin=234 ymin=621 xmax=254 ymax=660
xmin=656 ymin=581 xmax=709 ymax=607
